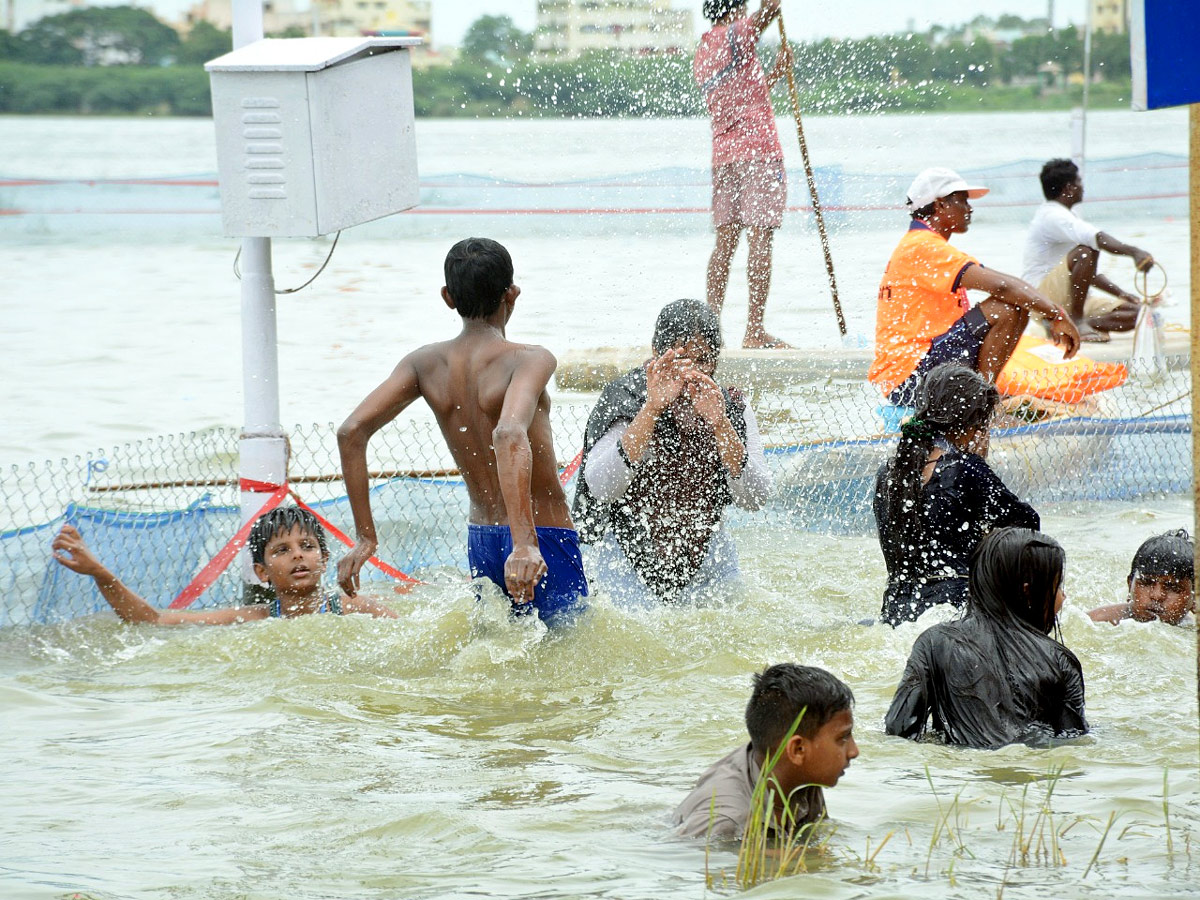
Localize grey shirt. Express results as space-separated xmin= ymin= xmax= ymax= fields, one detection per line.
xmin=672 ymin=742 xmax=825 ymax=840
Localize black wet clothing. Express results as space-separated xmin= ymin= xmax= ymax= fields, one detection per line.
xmin=873 ymin=447 xmax=1039 ymax=626
xmin=884 ymin=612 xmax=1088 ymax=749
xmin=572 ymin=365 xmax=747 ymax=602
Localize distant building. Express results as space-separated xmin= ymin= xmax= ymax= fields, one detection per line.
xmin=535 ymin=0 xmax=694 ymax=59
xmin=1091 ymin=0 xmax=1128 ymax=34
xmin=181 ymin=0 xmax=434 ymax=61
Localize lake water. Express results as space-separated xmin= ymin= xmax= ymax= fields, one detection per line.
xmin=0 ymin=110 xmax=1197 ymax=899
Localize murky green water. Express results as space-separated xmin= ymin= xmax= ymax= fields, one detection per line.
xmin=2 ymin=499 xmax=1196 ymax=899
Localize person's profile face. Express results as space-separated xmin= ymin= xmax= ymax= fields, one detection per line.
xmin=1128 ymin=573 xmax=1194 ymax=625
xmin=938 ymin=190 xmax=972 ymax=232
xmin=800 ymin=708 xmax=858 ymax=788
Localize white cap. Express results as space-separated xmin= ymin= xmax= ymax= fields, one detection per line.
xmin=905 ymin=167 xmax=989 ymax=210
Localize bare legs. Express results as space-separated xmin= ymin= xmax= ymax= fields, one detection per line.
xmin=976 ymin=298 xmax=1029 ymax=383
xmin=705 ymin=223 xmax=791 ymax=348
xmin=1066 ymin=244 xmax=1139 ymax=341
xmin=706 ymin=223 xmax=742 ymax=315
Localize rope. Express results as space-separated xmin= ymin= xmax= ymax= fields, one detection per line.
xmin=167 ymin=482 xmax=423 ymax=609
xmin=777 ymin=13 xmax=846 ymax=337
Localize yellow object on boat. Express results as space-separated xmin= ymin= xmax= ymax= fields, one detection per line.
xmin=996 ymin=335 xmax=1127 ymax=402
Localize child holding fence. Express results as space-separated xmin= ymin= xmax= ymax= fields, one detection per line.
xmin=50 ymin=507 xmax=397 ymax=624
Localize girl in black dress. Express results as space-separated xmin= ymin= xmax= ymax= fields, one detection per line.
xmin=874 ymin=363 xmax=1039 ymax=626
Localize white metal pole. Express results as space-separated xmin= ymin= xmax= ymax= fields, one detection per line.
xmin=1079 ymin=0 xmax=1093 ymax=180
xmin=231 ymin=0 xmax=288 ymax=601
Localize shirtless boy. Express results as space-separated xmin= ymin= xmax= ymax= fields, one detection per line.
xmin=337 ymin=238 xmax=588 ymax=621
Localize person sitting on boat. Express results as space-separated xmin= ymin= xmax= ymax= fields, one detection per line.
xmin=873 ymin=363 xmax=1039 ymax=626
xmin=694 ymin=0 xmax=795 ymax=349
xmin=869 ymin=167 xmax=1081 ymax=407
xmin=573 ymin=299 xmax=772 ymax=604
xmin=1023 ymin=158 xmax=1156 ymax=344
xmin=50 ymin=506 xmax=397 ymax=624
xmin=1089 ymin=529 xmax=1194 ymax=626
xmin=885 ymin=527 xmax=1088 ymax=750
xmin=673 ymin=663 xmax=858 ymax=840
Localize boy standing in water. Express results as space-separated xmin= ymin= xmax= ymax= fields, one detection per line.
xmin=50 ymin=507 xmax=397 ymax=623
xmin=337 ymin=238 xmax=587 ymax=622
xmin=694 ymin=0 xmax=794 ymax=349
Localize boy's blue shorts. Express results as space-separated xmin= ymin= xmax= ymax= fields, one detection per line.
xmin=889 ymin=305 xmax=991 ymax=406
xmin=467 ymin=524 xmax=589 ymax=622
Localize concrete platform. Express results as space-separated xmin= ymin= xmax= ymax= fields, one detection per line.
xmin=554 ymin=328 xmax=1191 ymax=393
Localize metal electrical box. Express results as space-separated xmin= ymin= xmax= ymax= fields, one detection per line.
xmin=206 ymin=37 xmax=421 ymax=238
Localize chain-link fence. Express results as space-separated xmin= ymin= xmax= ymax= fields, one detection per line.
xmin=2 ymin=357 xmax=1190 ymax=627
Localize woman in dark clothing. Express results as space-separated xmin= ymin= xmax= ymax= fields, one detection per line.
xmin=873 ymin=363 xmax=1039 ymax=626
xmin=885 ymin=527 xmax=1088 ymax=749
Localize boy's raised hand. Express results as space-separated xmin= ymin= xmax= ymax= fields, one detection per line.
xmin=505 ymin=544 xmax=547 ymax=605
xmin=51 ymin=525 xmax=106 ymax=577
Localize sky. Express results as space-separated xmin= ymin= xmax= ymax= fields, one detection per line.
xmin=21 ymin=0 xmax=1086 ymax=46
xmin=432 ymin=1 xmax=1081 ymax=48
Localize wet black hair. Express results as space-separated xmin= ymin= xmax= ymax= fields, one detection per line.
xmin=703 ymin=0 xmax=745 ymax=22
xmin=1129 ymin=529 xmax=1194 ymax=582
xmin=248 ymin=506 xmax=329 ymax=566
xmin=969 ymin=527 xmax=1066 ymax=636
xmin=444 ymin=237 xmax=514 ymax=319
xmin=651 ymin=298 xmax=723 ymax=357
xmin=745 ymin=663 xmax=854 ymax=755
xmin=881 ymin=363 xmax=1000 ymax=549
xmin=1040 ymin=158 xmax=1079 ymax=201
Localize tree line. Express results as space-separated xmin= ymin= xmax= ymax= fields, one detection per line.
xmin=0 ymin=8 xmax=1133 ymax=117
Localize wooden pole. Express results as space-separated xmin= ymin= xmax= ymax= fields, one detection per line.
xmin=1191 ymin=103 xmax=1200 ymax=721
xmin=776 ymin=14 xmax=846 ymax=337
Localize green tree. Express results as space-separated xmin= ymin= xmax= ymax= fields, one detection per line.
xmin=10 ymin=21 xmax=83 ymax=64
xmin=176 ymin=21 xmax=231 ymax=66
xmin=20 ymin=6 xmax=180 ymax=66
xmin=460 ymin=14 xmax=532 ymax=66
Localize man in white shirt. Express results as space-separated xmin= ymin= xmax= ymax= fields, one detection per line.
xmin=1022 ymin=158 xmax=1154 ymax=342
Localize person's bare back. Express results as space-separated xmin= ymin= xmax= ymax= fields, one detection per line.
xmin=408 ymin=330 xmax=572 ymax=529
xmin=337 ymin=239 xmax=586 ymax=618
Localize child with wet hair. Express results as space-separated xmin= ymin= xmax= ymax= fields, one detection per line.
xmin=673 ymin=664 xmax=858 ymax=840
xmin=885 ymin=527 xmax=1088 ymax=749
xmin=1088 ymin=529 xmax=1195 ymax=626
xmin=51 ymin=506 xmax=397 ymax=624
xmin=873 ymin=363 xmax=1039 ymax=625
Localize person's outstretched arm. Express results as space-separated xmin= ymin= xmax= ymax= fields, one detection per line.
xmin=958 ymin=265 xmax=1081 ymax=358
xmin=492 ymin=347 xmax=558 ymax=605
xmin=339 ymin=594 xmax=400 ymax=619
xmin=51 ymin=525 xmax=264 ymax=625
xmin=750 ymin=0 xmax=782 ymax=34
xmin=337 ymin=355 xmax=422 ymax=596
xmin=1087 ymin=602 xmax=1130 ymax=624
xmin=765 ymin=39 xmax=793 ymax=88
xmin=884 ymin=635 xmax=934 ymax=739
xmin=1097 ymin=232 xmax=1153 ymax=272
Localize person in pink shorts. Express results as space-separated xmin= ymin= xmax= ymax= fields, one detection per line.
xmin=693 ymin=0 xmax=793 ymax=348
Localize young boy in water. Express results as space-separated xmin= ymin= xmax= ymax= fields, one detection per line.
xmin=50 ymin=507 xmax=397 ymax=623
xmin=673 ymin=664 xmax=858 ymax=840
xmin=337 ymin=237 xmax=587 ymax=622
xmin=1089 ymin=529 xmax=1195 ymax=626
